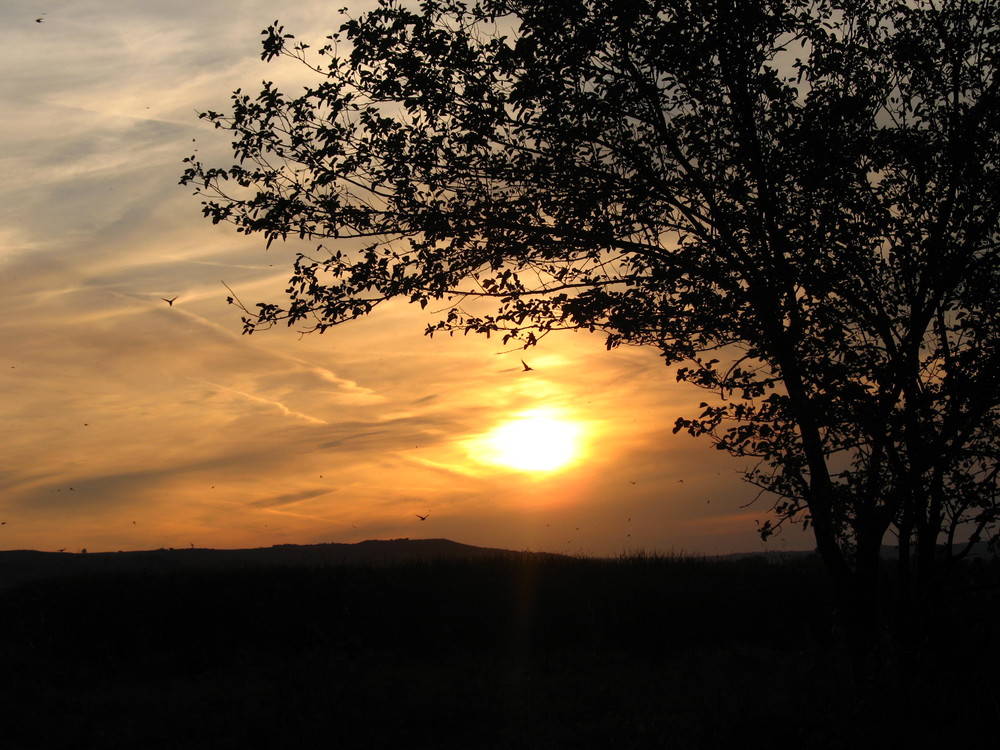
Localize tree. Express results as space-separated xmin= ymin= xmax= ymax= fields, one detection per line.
xmin=181 ymin=0 xmax=1000 ymax=678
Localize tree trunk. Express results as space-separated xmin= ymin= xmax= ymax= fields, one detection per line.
xmin=891 ymin=528 xmax=920 ymax=685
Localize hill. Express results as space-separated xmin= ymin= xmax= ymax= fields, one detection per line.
xmin=0 ymin=538 xmax=557 ymax=589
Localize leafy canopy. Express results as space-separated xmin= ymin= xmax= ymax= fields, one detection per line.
xmin=182 ymin=0 xmax=1000 ymax=579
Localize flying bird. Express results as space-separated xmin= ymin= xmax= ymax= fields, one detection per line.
xmin=521 ymin=359 xmax=533 ymax=372
xmin=161 ymin=296 xmax=178 ymax=306
xmin=415 ymin=511 xmax=431 ymax=521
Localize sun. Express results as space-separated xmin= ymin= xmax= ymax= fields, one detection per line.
xmin=474 ymin=409 xmax=585 ymax=473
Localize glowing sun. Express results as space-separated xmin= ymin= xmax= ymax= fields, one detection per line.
xmin=476 ymin=409 xmax=584 ymax=473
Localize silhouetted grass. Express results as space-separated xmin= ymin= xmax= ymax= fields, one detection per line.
xmin=1 ymin=551 xmax=996 ymax=748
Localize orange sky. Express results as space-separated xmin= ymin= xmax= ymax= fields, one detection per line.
xmin=0 ymin=0 xmax=815 ymax=556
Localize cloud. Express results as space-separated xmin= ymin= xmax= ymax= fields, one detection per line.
xmin=189 ymin=378 xmax=329 ymax=425
xmin=249 ymin=489 xmax=337 ymax=509
xmin=0 ymin=0 xmax=797 ymax=557
xmin=404 ymin=455 xmax=490 ymax=479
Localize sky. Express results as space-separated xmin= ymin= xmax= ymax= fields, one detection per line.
xmin=0 ymin=0 xmax=815 ymax=557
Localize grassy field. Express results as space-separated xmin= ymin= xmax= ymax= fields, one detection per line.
xmin=2 ymin=549 xmax=997 ymax=748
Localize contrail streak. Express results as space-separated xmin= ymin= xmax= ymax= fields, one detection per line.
xmin=189 ymin=377 xmax=328 ymax=425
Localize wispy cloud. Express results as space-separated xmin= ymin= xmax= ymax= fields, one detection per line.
xmin=188 ymin=378 xmax=330 ymax=425
xmin=0 ymin=0 xmax=801 ymax=557
xmin=249 ymin=489 xmax=338 ymax=509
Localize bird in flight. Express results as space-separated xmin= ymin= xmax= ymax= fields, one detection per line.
xmin=521 ymin=359 xmax=534 ymax=372
xmin=162 ymin=296 xmax=178 ymax=306
xmin=415 ymin=511 xmax=431 ymax=521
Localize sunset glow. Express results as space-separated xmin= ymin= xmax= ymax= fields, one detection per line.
xmin=474 ymin=410 xmax=585 ymax=473
xmin=0 ymin=0 xmax=816 ymax=558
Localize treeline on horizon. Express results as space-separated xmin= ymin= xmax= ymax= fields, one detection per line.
xmin=2 ymin=550 xmax=997 ymax=748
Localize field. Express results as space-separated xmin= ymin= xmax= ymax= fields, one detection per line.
xmin=1 ymin=542 xmax=997 ymax=748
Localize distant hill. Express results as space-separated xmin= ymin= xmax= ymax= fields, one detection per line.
xmin=0 ymin=539 xmax=559 ymax=589
xmin=3 ymin=538 xmax=992 ymax=590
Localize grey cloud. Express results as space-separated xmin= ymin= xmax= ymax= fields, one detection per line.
xmin=248 ymin=489 xmax=336 ymax=509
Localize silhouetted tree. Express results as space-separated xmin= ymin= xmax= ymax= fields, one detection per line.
xmin=182 ymin=0 xmax=1000 ymax=678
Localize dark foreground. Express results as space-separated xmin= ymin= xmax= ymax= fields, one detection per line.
xmin=2 ymin=543 xmax=997 ymax=749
